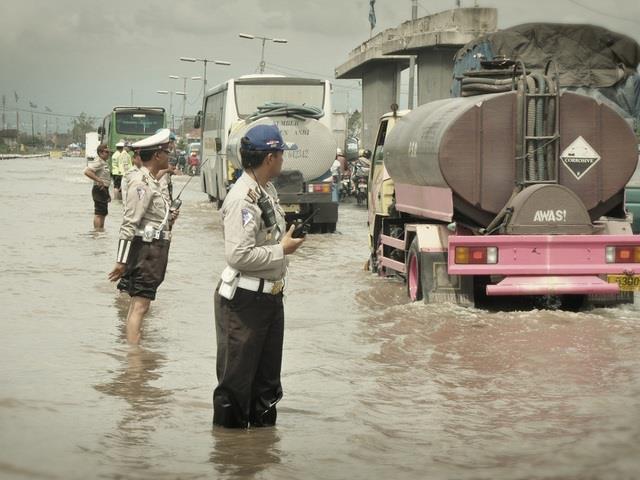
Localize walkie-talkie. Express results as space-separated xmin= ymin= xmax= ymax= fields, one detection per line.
xmin=292 ymin=210 xmax=319 ymax=238
xmin=257 ymin=192 xmax=277 ymax=228
xmin=170 ymin=198 xmax=182 ymax=212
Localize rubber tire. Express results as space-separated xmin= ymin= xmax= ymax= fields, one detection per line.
xmin=406 ymin=238 xmax=423 ymax=302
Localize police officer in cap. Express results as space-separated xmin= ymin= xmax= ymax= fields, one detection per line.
xmin=108 ymin=128 xmax=179 ymax=344
xmin=213 ymin=123 xmax=304 ymax=428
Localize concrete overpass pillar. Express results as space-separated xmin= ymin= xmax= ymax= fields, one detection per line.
xmin=416 ymin=47 xmax=460 ymax=105
xmin=361 ymin=63 xmax=401 ymax=151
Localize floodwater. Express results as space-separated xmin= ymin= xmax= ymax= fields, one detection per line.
xmin=1 ymin=156 xmax=640 ymax=480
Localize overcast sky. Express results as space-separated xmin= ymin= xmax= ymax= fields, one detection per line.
xmin=1 ymin=0 xmax=638 ymax=132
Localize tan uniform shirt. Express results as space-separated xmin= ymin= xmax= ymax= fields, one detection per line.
xmin=86 ymin=156 xmax=111 ymax=186
xmin=221 ymin=173 xmax=288 ymax=281
xmin=119 ymin=166 xmax=170 ymax=241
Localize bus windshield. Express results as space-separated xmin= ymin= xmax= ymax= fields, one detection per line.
xmin=115 ymin=112 xmax=164 ymax=135
xmin=235 ymin=83 xmax=325 ymax=117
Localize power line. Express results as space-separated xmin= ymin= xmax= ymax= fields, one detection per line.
xmin=417 ymin=1 xmax=430 ymax=14
xmin=6 ymin=107 xmax=99 ymax=120
xmin=266 ymin=62 xmax=361 ymax=90
xmin=566 ymin=0 xmax=637 ymax=23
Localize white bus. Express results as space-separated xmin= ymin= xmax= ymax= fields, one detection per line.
xmin=197 ymin=75 xmax=338 ymax=230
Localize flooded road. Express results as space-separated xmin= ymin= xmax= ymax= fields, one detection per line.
xmin=1 ymin=156 xmax=640 ymax=480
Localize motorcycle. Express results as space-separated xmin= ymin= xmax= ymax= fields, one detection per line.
xmin=339 ymin=173 xmax=352 ymax=202
xmin=351 ymin=160 xmax=369 ymax=206
xmin=355 ymin=175 xmax=368 ymax=205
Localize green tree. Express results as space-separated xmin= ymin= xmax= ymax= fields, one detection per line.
xmin=70 ymin=112 xmax=96 ymax=143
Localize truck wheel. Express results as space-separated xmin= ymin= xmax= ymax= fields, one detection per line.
xmin=370 ymin=234 xmax=386 ymax=276
xmin=406 ymin=238 xmax=423 ymax=301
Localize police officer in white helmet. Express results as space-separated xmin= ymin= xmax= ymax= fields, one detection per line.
xmin=108 ymin=128 xmax=179 ymax=344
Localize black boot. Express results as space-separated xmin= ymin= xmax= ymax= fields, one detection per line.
xmin=213 ymin=394 xmax=246 ymax=428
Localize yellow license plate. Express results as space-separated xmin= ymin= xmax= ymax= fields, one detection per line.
xmin=607 ymin=275 xmax=640 ymax=292
xmin=281 ymin=204 xmax=300 ymax=214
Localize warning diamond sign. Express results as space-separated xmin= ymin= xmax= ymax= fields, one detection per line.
xmin=560 ymin=136 xmax=601 ymax=181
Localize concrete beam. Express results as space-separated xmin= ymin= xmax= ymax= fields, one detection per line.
xmin=382 ymin=8 xmax=497 ymax=55
xmin=335 ymin=30 xmax=410 ymax=80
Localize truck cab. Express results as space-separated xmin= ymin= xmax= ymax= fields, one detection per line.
xmin=367 ymin=110 xmax=408 ymax=269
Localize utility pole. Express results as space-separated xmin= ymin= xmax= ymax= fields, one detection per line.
xmin=1 ymin=95 xmax=5 ymax=130
xmin=31 ymin=110 xmax=35 ymax=139
xmin=181 ymin=77 xmax=187 ymax=140
xmin=408 ymin=0 xmax=417 ymax=109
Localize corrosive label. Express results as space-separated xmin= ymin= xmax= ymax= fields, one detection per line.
xmin=560 ymin=136 xmax=601 ymax=180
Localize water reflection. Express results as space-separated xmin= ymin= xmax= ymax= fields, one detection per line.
xmin=94 ymin=346 xmax=171 ymax=453
xmin=210 ymin=427 xmax=282 ymax=479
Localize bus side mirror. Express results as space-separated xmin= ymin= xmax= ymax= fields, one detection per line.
xmin=215 ymin=137 xmax=222 ymax=153
xmin=194 ymin=111 xmax=202 ymax=129
xmin=97 ymin=126 xmax=105 ymax=135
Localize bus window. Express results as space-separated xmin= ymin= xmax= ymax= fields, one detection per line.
xmin=204 ymin=92 xmax=226 ymax=135
xmin=116 ymin=112 xmax=164 ymax=135
xmin=234 ymin=83 xmax=325 ymax=118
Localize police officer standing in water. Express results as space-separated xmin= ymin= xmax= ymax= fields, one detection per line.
xmin=214 ymin=123 xmax=305 ymax=428
xmin=108 ymin=128 xmax=178 ymax=344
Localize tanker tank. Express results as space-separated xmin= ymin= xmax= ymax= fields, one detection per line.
xmin=384 ymin=90 xmax=638 ymax=228
xmin=226 ymin=116 xmax=337 ymax=182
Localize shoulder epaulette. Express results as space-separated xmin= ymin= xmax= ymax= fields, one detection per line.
xmin=246 ymin=188 xmax=258 ymax=203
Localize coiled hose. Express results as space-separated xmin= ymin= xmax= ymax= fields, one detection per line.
xmin=248 ymin=102 xmax=324 ymax=121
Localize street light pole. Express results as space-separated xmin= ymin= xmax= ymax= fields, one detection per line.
xmin=238 ymin=33 xmax=288 ymax=74
xmin=157 ymin=90 xmax=174 ymax=130
xmin=259 ymin=38 xmax=267 ymax=74
xmin=180 ymin=56 xmax=231 ymax=102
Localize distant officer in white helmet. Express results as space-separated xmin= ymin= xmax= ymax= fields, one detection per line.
xmin=108 ymin=128 xmax=180 ymax=344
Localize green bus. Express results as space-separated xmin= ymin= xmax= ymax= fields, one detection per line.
xmin=97 ymin=106 xmax=166 ymax=152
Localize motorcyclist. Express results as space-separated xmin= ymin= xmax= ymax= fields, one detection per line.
xmin=188 ymin=151 xmax=200 ymax=175
xmin=352 ymin=149 xmax=371 ymax=194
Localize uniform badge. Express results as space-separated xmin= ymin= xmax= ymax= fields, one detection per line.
xmin=136 ymin=186 xmax=146 ymax=200
xmin=241 ymin=208 xmax=253 ymax=227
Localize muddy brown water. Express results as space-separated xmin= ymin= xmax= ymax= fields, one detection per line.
xmin=1 ymin=156 xmax=639 ymax=480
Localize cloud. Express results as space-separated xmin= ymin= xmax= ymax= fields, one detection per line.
xmin=1 ymin=0 xmax=639 ymax=122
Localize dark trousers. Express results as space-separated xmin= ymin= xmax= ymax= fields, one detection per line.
xmin=213 ymin=287 xmax=284 ymax=428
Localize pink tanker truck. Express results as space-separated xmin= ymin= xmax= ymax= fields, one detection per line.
xmin=367 ymin=39 xmax=640 ymax=308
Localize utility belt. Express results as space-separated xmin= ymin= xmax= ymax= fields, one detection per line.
xmin=218 ymin=266 xmax=284 ymax=300
xmin=135 ymin=225 xmax=171 ymax=242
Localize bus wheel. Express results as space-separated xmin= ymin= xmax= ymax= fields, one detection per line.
xmin=215 ymin=184 xmax=223 ymax=209
xmin=406 ymin=238 xmax=423 ymax=301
